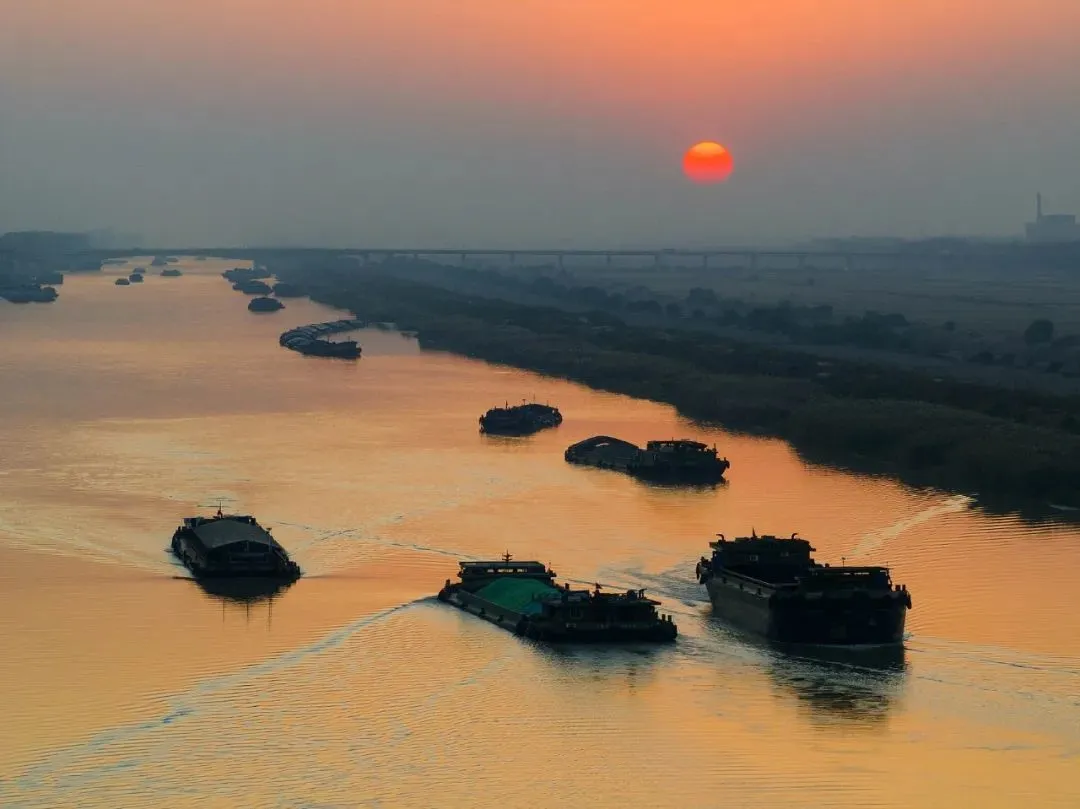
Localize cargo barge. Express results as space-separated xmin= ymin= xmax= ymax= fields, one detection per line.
xmin=438 ymin=553 xmax=677 ymax=642
xmin=279 ymin=319 xmax=364 ymax=359
xmin=171 ymin=508 xmax=301 ymax=580
xmin=565 ymin=436 xmax=730 ymax=484
xmin=479 ymin=402 xmax=562 ymax=435
xmin=695 ymin=532 xmax=911 ymax=646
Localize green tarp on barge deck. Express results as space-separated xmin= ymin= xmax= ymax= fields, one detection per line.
xmin=475 ymin=578 xmax=558 ymax=615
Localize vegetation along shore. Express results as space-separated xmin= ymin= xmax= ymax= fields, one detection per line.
xmin=275 ymin=260 xmax=1080 ymax=510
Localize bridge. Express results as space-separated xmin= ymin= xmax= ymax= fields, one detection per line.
xmin=74 ymin=245 xmax=972 ymax=271
xmin=71 ymin=240 xmax=1080 ymax=272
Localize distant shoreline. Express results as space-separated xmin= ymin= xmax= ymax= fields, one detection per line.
xmin=275 ymin=263 xmax=1080 ymax=514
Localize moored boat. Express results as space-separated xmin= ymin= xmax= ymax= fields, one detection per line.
xmin=438 ymin=553 xmax=677 ymax=642
xmin=171 ymin=508 xmax=301 ymax=580
xmin=695 ymin=531 xmax=911 ymax=646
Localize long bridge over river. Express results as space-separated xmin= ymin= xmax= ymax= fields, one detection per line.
xmin=69 ymin=240 xmax=1080 ymax=272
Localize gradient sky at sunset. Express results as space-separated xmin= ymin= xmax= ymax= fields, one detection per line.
xmin=2 ymin=0 xmax=1078 ymax=246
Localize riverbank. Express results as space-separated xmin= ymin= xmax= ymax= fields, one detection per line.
xmin=276 ymin=264 xmax=1080 ymax=509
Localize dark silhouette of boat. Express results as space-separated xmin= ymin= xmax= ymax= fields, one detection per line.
xmin=150 ymin=256 xmax=168 ymax=267
xmin=128 ymin=272 xmax=144 ymax=283
xmin=222 ymin=266 xmax=271 ymax=283
xmin=161 ymin=268 xmax=182 ymax=277
xmin=479 ymin=402 xmax=563 ymax=435
xmin=114 ymin=277 xmax=131 ymax=286
xmin=565 ymin=436 xmax=729 ymax=483
xmin=248 ymin=296 xmax=284 ymax=312
xmin=0 ymin=285 xmax=58 ymax=303
xmin=171 ymin=508 xmax=301 ymax=581
xmin=271 ymin=282 xmax=304 ymax=298
xmin=695 ymin=531 xmax=911 ymax=646
xmin=438 ymin=553 xmax=677 ymax=642
xmin=279 ymin=319 xmax=364 ymax=359
xmin=233 ymin=279 xmax=272 ymax=295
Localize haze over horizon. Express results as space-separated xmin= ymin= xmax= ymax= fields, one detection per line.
xmin=2 ymin=0 xmax=1079 ymax=248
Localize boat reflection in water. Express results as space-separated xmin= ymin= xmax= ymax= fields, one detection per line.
xmin=766 ymin=643 xmax=907 ymax=724
xmin=191 ymin=575 xmax=298 ymax=605
xmin=703 ymin=616 xmax=908 ymax=724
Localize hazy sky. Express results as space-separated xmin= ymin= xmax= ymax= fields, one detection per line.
xmin=2 ymin=0 xmax=1079 ymax=247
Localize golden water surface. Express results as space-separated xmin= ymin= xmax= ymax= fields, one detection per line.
xmin=0 ymin=260 xmax=1078 ymax=808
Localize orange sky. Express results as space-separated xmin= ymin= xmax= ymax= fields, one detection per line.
xmin=2 ymin=0 xmax=1079 ymax=244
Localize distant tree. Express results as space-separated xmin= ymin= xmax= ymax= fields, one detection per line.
xmin=686 ymin=287 xmax=719 ymax=308
xmin=1024 ymin=318 xmax=1055 ymax=345
xmin=665 ymin=302 xmax=683 ymax=319
xmin=943 ymin=320 xmax=956 ymax=332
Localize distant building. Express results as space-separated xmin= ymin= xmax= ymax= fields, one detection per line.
xmin=1025 ymin=194 xmax=1080 ymax=243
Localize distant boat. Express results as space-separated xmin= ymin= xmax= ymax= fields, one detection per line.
xmin=161 ymin=268 xmax=182 ymax=277
xmin=479 ymin=402 xmax=563 ymax=436
xmin=115 ymin=278 xmax=131 ymax=286
xmin=233 ymin=279 xmax=272 ymax=295
xmin=128 ymin=272 xmax=144 ymax=283
xmin=248 ymin=296 xmax=284 ymax=312
xmin=0 ymin=285 xmax=58 ymax=303
xmin=565 ymin=437 xmax=729 ymax=484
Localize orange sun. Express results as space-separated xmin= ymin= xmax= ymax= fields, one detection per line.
xmin=683 ymin=141 xmax=734 ymax=184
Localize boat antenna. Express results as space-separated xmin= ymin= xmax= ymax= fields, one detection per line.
xmin=751 ymin=527 xmax=757 ymax=538
xmin=502 ymin=550 xmax=512 ymax=563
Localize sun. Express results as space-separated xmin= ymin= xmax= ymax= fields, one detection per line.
xmin=683 ymin=141 xmax=734 ymax=184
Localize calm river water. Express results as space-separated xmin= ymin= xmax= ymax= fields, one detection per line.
xmin=1 ymin=259 xmax=1078 ymax=808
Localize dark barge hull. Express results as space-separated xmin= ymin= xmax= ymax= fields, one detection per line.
xmin=705 ymin=578 xmax=907 ymax=646
xmin=438 ymin=588 xmax=677 ymax=643
xmin=171 ymin=530 xmax=301 ymax=581
xmin=629 ymin=464 xmax=729 ymax=484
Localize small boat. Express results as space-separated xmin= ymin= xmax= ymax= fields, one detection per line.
xmin=248 ymin=296 xmax=284 ymax=312
xmin=439 ymin=553 xmax=677 ymax=642
xmin=128 ymin=272 xmax=144 ymax=283
xmin=115 ymin=278 xmax=131 ymax=286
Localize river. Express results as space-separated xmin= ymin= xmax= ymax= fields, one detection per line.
xmin=1 ymin=258 xmax=1078 ymax=808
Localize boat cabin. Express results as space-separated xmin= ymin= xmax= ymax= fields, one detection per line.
xmin=456 ymin=553 xmax=556 ymax=587
xmin=645 ymin=439 xmax=714 ymax=455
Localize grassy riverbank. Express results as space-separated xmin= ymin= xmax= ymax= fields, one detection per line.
xmin=281 ymin=264 xmax=1080 ymax=509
